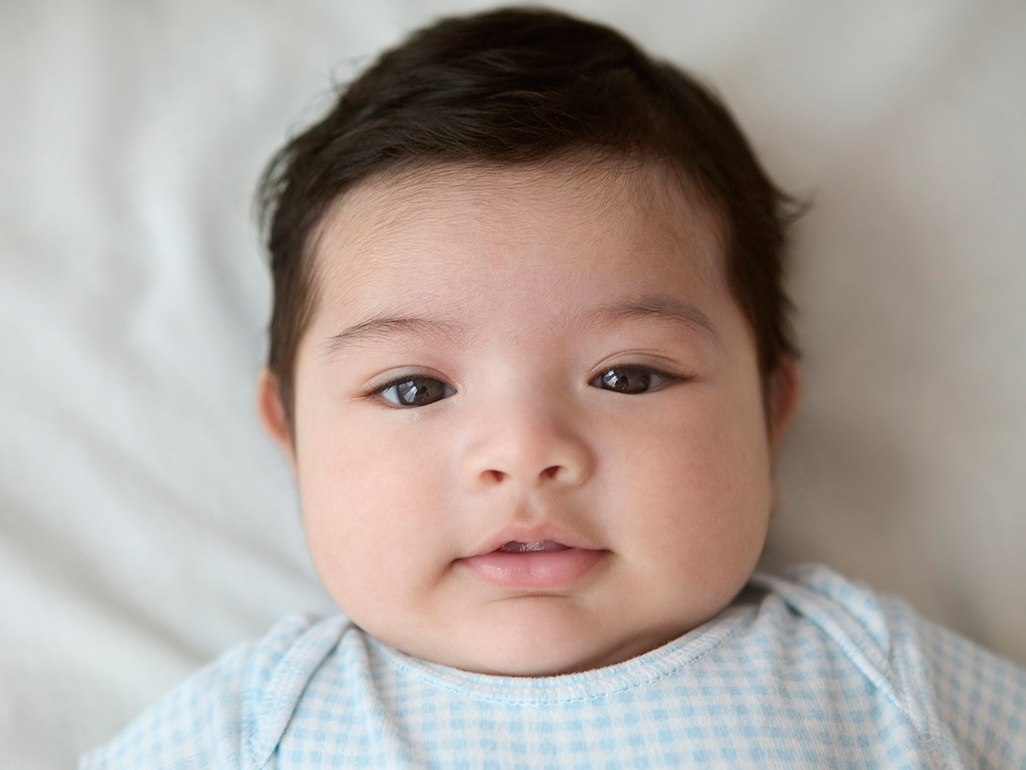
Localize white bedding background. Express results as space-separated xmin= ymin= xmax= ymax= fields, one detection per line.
xmin=2 ymin=1 xmax=1024 ymax=766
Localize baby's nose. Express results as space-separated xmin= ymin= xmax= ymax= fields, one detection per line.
xmin=461 ymin=398 xmax=593 ymax=489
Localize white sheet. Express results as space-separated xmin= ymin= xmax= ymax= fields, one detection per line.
xmin=2 ymin=1 xmax=1024 ymax=766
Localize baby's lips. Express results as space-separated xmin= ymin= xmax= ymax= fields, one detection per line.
xmin=496 ymin=540 xmax=571 ymax=554
xmin=459 ymin=545 xmax=605 ymax=589
xmin=470 ymin=524 xmax=599 ymax=558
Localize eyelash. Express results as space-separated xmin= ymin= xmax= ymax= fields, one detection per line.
xmin=369 ymin=365 xmax=682 ymax=408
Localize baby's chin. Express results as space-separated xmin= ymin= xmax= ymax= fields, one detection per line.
xmin=375 ymin=604 xmax=706 ymax=678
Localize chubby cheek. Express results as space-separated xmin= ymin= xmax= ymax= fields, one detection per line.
xmin=295 ymin=420 xmax=453 ymax=616
xmin=607 ymin=390 xmax=772 ymax=592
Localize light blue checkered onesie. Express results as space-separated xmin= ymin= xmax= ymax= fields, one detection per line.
xmin=82 ymin=565 xmax=1026 ymax=768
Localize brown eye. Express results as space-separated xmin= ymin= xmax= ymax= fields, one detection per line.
xmin=592 ymin=367 xmax=672 ymax=394
xmin=379 ymin=377 xmax=454 ymax=407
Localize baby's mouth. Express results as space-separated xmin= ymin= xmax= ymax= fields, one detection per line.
xmin=460 ymin=538 xmax=605 ymax=589
xmin=496 ymin=540 xmax=570 ymax=554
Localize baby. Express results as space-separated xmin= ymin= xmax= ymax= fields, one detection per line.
xmin=84 ymin=7 xmax=1026 ymax=768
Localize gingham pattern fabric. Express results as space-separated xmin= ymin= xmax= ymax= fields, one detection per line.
xmin=81 ymin=565 xmax=1026 ymax=768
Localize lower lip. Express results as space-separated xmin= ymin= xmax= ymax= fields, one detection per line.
xmin=459 ymin=548 xmax=606 ymax=589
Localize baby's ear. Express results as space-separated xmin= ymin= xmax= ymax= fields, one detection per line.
xmin=256 ymin=367 xmax=297 ymax=473
xmin=767 ymin=356 xmax=800 ymax=450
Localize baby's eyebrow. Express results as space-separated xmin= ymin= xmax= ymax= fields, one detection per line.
xmin=323 ymin=316 xmax=465 ymax=357
xmin=586 ymin=297 xmax=720 ymax=344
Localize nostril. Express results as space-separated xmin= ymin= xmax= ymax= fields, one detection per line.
xmin=540 ymin=465 xmax=562 ymax=480
xmin=483 ymin=469 xmax=507 ymax=484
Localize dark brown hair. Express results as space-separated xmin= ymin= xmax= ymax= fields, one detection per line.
xmin=258 ymin=6 xmax=800 ymax=423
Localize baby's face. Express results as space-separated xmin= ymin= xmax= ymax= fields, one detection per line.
xmin=261 ymin=161 xmax=793 ymax=675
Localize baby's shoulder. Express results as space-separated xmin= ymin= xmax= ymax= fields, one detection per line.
xmin=749 ymin=563 xmax=1026 ymax=766
xmin=751 ymin=562 xmax=899 ymax=650
xmin=80 ymin=614 xmax=351 ymax=770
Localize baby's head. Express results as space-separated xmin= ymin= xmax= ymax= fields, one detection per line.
xmin=256 ymin=7 xmax=800 ymax=676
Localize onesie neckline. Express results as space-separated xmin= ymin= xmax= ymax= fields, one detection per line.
xmin=364 ymin=593 xmax=760 ymax=706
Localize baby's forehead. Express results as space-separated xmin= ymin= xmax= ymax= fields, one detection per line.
xmin=344 ymin=156 xmax=708 ymax=212
xmin=309 ymin=158 xmax=725 ymax=284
